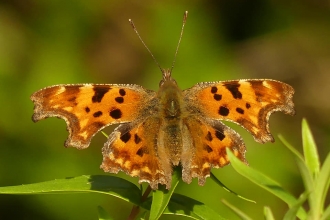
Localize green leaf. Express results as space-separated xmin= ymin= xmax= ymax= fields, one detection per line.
xmin=141 ymin=193 xmax=226 ymax=219
xmin=302 ymin=119 xmax=320 ymax=176
xmin=227 ymin=148 xmax=307 ymax=219
xmin=222 ymin=199 xmax=252 ymax=220
xmin=279 ymin=134 xmax=314 ymax=208
xmin=295 ymin=157 xmax=315 ymax=212
xmin=314 ymin=152 xmax=330 ymax=218
xmin=280 ymin=134 xmax=317 ymax=219
xmin=211 ymin=173 xmax=255 ymax=203
xmin=149 ymin=168 xmax=181 ymax=220
xmin=97 ymin=206 xmax=114 ymax=220
xmin=264 ymin=207 xmax=275 ymax=220
xmin=283 ymin=192 xmax=309 ymax=220
xmin=279 ymin=135 xmax=314 ymax=200
xmin=0 ymin=175 xmax=141 ymax=205
xmin=164 ymin=193 xmax=227 ymax=220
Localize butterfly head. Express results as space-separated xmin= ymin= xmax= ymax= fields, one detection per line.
xmin=159 ymin=69 xmax=177 ymax=87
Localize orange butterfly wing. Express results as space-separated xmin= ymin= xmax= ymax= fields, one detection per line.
xmin=181 ymin=117 xmax=246 ymax=185
xmin=183 ymin=80 xmax=295 ymax=143
xmin=31 ymin=84 xmax=155 ymax=149
xmin=101 ymin=117 xmax=173 ymax=189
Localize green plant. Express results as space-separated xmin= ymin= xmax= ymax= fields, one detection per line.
xmin=223 ymin=119 xmax=330 ymax=220
xmin=0 ymin=119 xmax=328 ymax=219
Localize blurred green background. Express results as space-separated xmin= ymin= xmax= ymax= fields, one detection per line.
xmin=0 ymin=0 xmax=329 ymax=219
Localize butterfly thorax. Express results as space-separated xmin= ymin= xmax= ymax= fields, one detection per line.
xmin=157 ymin=72 xmax=184 ymax=119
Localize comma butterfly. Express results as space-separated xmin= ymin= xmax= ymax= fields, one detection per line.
xmin=30 ymin=12 xmax=295 ymax=190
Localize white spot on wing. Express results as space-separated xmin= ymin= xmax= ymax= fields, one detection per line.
xmin=79 ymin=118 xmax=88 ymax=128
xmin=55 ymin=86 xmax=66 ymax=95
xmin=63 ymin=107 xmax=73 ymax=112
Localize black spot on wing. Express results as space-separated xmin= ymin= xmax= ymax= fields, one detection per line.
xmin=246 ymin=103 xmax=251 ymax=109
xmin=93 ymin=111 xmax=103 ymax=117
xmin=204 ymin=145 xmax=213 ymax=153
xmin=120 ymin=132 xmax=131 ymax=143
xmin=119 ymin=89 xmax=126 ymax=96
xmin=224 ymin=82 xmax=242 ymax=99
xmin=115 ymin=97 xmax=124 ymax=103
xmin=134 ymin=134 xmax=142 ymax=144
xmin=92 ymin=87 xmax=110 ymax=103
xmin=211 ymin=86 xmax=218 ymax=94
xmin=236 ymin=108 xmax=244 ymax=114
xmin=215 ymin=130 xmax=225 ymax=141
xmin=109 ymin=108 xmax=122 ymax=119
xmin=213 ymin=94 xmax=222 ymax=101
xmin=219 ymin=106 xmax=229 ymax=116
xmin=205 ymin=131 xmax=213 ymax=141
xmin=85 ymin=107 xmax=90 ymax=113
xmin=136 ymin=148 xmax=144 ymax=157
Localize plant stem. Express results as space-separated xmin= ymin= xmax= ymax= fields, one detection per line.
xmin=127 ymin=186 xmax=152 ymax=220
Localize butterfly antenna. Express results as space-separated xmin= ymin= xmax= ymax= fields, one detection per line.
xmin=170 ymin=11 xmax=188 ymax=74
xmin=129 ymin=19 xmax=163 ymax=74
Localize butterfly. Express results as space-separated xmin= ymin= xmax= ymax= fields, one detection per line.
xmin=30 ymin=12 xmax=295 ymax=190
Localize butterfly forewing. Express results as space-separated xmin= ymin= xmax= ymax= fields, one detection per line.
xmin=183 ymin=79 xmax=295 ymax=143
xmin=31 ymin=84 xmax=155 ymax=149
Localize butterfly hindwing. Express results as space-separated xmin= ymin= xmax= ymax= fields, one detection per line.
xmin=181 ymin=117 xmax=246 ymax=185
xmin=183 ymin=80 xmax=295 ymax=143
xmin=101 ymin=116 xmax=173 ymax=189
xmin=31 ymin=84 xmax=155 ymax=149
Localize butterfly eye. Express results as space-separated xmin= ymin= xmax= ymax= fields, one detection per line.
xmin=159 ymin=79 xmax=165 ymax=87
xmin=159 ymin=77 xmax=178 ymax=88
